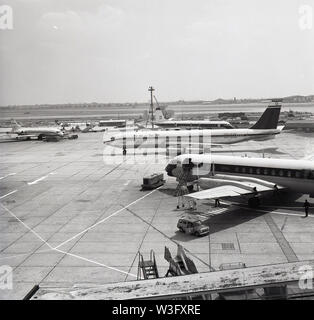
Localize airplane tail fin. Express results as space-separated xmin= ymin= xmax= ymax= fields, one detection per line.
xmin=11 ymin=119 xmax=21 ymax=132
xmin=250 ymin=99 xmax=282 ymax=130
xmin=155 ymin=107 xmax=165 ymax=121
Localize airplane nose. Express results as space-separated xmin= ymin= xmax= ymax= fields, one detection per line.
xmin=165 ymin=164 xmax=176 ymax=176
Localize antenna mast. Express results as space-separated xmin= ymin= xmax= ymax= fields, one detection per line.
xmin=148 ymin=86 xmax=155 ymax=128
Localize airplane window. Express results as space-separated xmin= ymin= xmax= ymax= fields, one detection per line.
xmin=305 ymin=170 xmax=314 ymax=179
xmin=235 ymin=167 xmax=239 ymax=172
xmin=287 ymin=171 xmax=291 ymax=177
xmin=263 ymin=169 xmax=268 ymax=175
xmin=221 ymin=165 xmax=230 ymax=172
xmin=242 ymin=167 xmax=246 ymax=173
xmin=301 ymin=170 xmax=307 ymax=179
xmin=279 ymin=170 xmax=284 ymax=177
xmin=271 ymin=169 xmax=276 ymax=176
xmin=256 ymin=168 xmax=261 ymax=175
xmin=295 ymin=171 xmax=300 ymax=178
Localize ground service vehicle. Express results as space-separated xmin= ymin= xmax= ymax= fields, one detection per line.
xmin=177 ymin=217 xmax=209 ymax=236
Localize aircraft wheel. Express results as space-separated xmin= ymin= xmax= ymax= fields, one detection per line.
xmin=248 ymin=197 xmax=260 ymax=208
xmin=187 ymin=185 xmax=194 ymax=192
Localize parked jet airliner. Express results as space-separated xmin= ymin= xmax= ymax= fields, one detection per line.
xmin=7 ymin=120 xmax=64 ymax=140
xmin=165 ymin=154 xmax=314 ymax=207
xmin=104 ymin=102 xmax=283 ymax=149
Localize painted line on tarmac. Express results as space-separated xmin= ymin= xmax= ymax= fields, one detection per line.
xmin=124 ymin=206 xmax=214 ymax=271
xmin=0 ymin=190 xmax=18 ymax=199
xmin=53 ymin=186 xmax=163 ymax=250
xmin=0 ymin=173 xmax=16 ymax=180
xmin=0 ymin=202 xmax=137 ymax=277
xmin=27 ymin=172 xmax=56 ymax=185
xmin=53 ymin=248 xmax=137 ymax=278
xmin=0 ymin=249 xmax=57 ymax=262
xmin=0 ymin=202 xmax=54 ymax=249
xmin=264 ymin=214 xmax=299 ymax=262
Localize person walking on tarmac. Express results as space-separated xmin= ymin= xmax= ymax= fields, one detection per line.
xmin=215 ymin=199 xmax=220 ymax=207
xmin=304 ymin=199 xmax=310 ymax=218
xmin=175 ymin=158 xmax=194 ymax=209
xmin=176 ymin=184 xmax=189 ymax=209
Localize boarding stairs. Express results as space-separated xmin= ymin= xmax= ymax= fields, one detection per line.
xmin=137 ymin=250 xmax=159 ymax=280
xmin=164 ymin=245 xmax=199 ymax=277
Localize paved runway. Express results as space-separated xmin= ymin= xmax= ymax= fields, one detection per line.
xmin=0 ymin=130 xmax=314 ymax=299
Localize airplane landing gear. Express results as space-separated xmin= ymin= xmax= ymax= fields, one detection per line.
xmin=248 ymin=196 xmax=260 ymax=208
xmin=187 ymin=185 xmax=194 ymax=192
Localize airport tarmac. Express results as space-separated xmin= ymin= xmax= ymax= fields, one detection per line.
xmin=1 ymin=130 xmax=314 ymax=299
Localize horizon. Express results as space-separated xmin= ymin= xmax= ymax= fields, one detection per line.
xmin=0 ymin=93 xmax=314 ymax=108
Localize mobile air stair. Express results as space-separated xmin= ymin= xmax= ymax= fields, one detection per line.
xmin=164 ymin=244 xmax=198 ymax=277
xmin=137 ymin=250 xmax=159 ymax=280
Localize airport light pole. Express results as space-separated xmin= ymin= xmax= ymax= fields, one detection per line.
xmin=148 ymin=86 xmax=155 ymax=129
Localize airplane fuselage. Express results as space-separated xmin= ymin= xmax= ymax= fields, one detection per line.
xmin=14 ymin=127 xmax=64 ymax=139
xmin=166 ymin=154 xmax=314 ymax=196
xmin=155 ymin=120 xmax=234 ymax=130
xmin=104 ymin=127 xmax=283 ymax=148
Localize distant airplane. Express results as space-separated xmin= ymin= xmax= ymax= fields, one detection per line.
xmin=165 ymin=154 xmax=314 ymax=207
xmin=153 ymin=107 xmax=234 ymax=129
xmin=56 ymin=120 xmax=93 ymax=133
xmin=6 ymin=120 xmax=64 ymax=140
xmin=104 ymin=102 xmax=284 ymax=150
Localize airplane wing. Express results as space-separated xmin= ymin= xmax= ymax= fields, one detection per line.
xmin=185 ymin=181 xmax=285 ymax=201
xmin=185 ymin=186 xmax=246 ymax=200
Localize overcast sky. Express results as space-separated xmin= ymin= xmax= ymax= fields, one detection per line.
xmin=0 ymin=0 xmax=313 ymax=105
